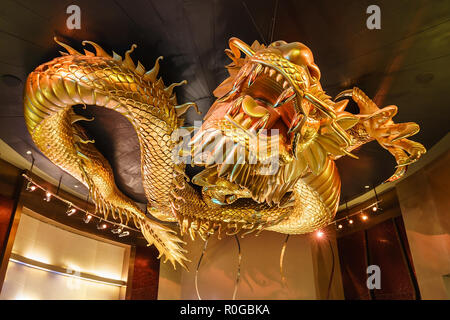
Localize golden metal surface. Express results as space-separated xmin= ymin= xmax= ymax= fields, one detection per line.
xmin=23 ymin=38 xmax=425 ymax=268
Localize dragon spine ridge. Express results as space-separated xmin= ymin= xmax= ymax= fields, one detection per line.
xmin=23 ymin=37 xmax=426 ymax=268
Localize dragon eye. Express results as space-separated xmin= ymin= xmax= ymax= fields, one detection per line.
xmin=270 ymin=40 xmax=287 ymax=47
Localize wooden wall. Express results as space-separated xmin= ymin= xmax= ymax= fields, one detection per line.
xmin=0 ymin=158 xmax=160 ymax=300
xmin=336 ymin=189 xmax=420 ymax=299
xmin=126 ymin=245 xmax=160 ymax=300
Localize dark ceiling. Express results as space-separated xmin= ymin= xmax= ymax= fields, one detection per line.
xmin=0 ymin=0 xmax=449 ymax=205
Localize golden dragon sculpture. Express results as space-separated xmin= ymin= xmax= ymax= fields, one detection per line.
xmin=23 ymin=37 xmax=426 ymax=268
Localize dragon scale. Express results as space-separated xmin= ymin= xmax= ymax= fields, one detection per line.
xmin=23 ymin=38 xmax=425 ymax=268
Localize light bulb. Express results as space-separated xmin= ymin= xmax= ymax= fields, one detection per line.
xmin=316 ymin=230 xmax=324 ymax=238
xmin=362 ymin=215 xmax=368 ymax=221
xmin=372 ymin=206 xmax=378 ymax=212
xmin=348 ymin=219 xmax=354 ymax=225
xmin=66 ymin=206 xmax=77 ymax=216
xmin=338 ymin=224 xmax=343 ymax=229
xmin=112 ymin=226 xmax=123 ymax=234
xmin=44 ymin=192 xmax=52 ymax=202
xmin=26 ymin=182 xmax=36 ymax=192
xmin=97 ymin=222 xmax=107 ymax=230
xmin=84 ymin=214 xmax=92 ymax=224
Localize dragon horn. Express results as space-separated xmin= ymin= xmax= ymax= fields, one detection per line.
xmin=229 ymin=37 xmax=255 ymax=58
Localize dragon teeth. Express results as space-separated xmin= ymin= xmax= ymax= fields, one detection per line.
xmin=250 ymin=113 xmax=270 ymax=132
xmin=232 ymin=64 xmax=254 ymax=89
xmin=274 ymin=87 xmax=295 ymax=108
xmin=241 ymin=117 xmax=252 ymax=129
xmin=234 ymin=112 xmax=244 ymax=124
xmin=282 ymin=80 xmax=289 ymax=89
xmin=269 ymin=69 xmax=276 ymax=78
xmin=227 ymin=97 xmax=243 ymax=116
xmin=254 ymin=64 xmax=263 ymax=76
xmin=276 ymin=74 xmax=283 ymax=83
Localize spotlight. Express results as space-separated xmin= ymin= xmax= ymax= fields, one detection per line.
xmin=118 ymin=231 xmax=130 ymax=238
xmin=97 ymin=221 xmax=107 ymax=230
xmin=316 ymin=230 xmax=324 ymax=239
xmin=362 ymin=214 xmax=368 ymax=221
xmin=66 ymin=205 xmax=77 ymax=216
xmin=83 ymin=214 xmax=92 ymax=224
xmin=44 ymin=191 xmax=52 ymax=202
xmin=26 ymin=181 xmax=36 ymax=192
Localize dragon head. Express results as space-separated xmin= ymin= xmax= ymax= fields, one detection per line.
xmin=188 ymin=38 xmax=350 ymax=206
xmin=210 ymin=38 xmax=322 ymax=142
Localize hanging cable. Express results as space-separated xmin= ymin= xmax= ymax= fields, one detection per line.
xmin=242 ymin=1 xmax=268 ymax=45
xmin=56 ymin=175 xmax=62 ymax=195
xmin=27 ymin=151 xmax=35 ymax=173
xmin=279 ymin=234 xmax=290 ymax=287
xmin=269 ymin=0 xmax=279 ymax=43
xmin=195 ymin=234 xmax=210 ymax=300
xmin=326 ymin=239 xmax=335 ymax=300
xmin=232 ymin=234 xmax=242 ymax=300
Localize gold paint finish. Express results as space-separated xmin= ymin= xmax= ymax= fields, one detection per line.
xmin=23 ymin=38 xmax=425 ymax=268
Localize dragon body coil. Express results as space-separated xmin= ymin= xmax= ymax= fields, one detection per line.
xmin=23 ymin=38 xmax=425 ymax=268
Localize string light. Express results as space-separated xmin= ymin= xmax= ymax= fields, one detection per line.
xmin=111 ymin=226 xmax=123 ymax=234
xmin=97 ymin=220 xmax=108 ymax=230
xmin=329 ymin=195 xmax=383 ymax=231
xmin=44 ymin=191 xmax=52 ymax=202
xmin=26 ymin=181 xmax=36 ymax=192
xmin=83 ymin=214 xmax=92 ymax=224
xmin=118 ymin=231 xmax=130 ymax=238
xmin=21 ymin=174 xmax=139 ymax=237
xmin=66 ymin=205 xmax=77 ymax=216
